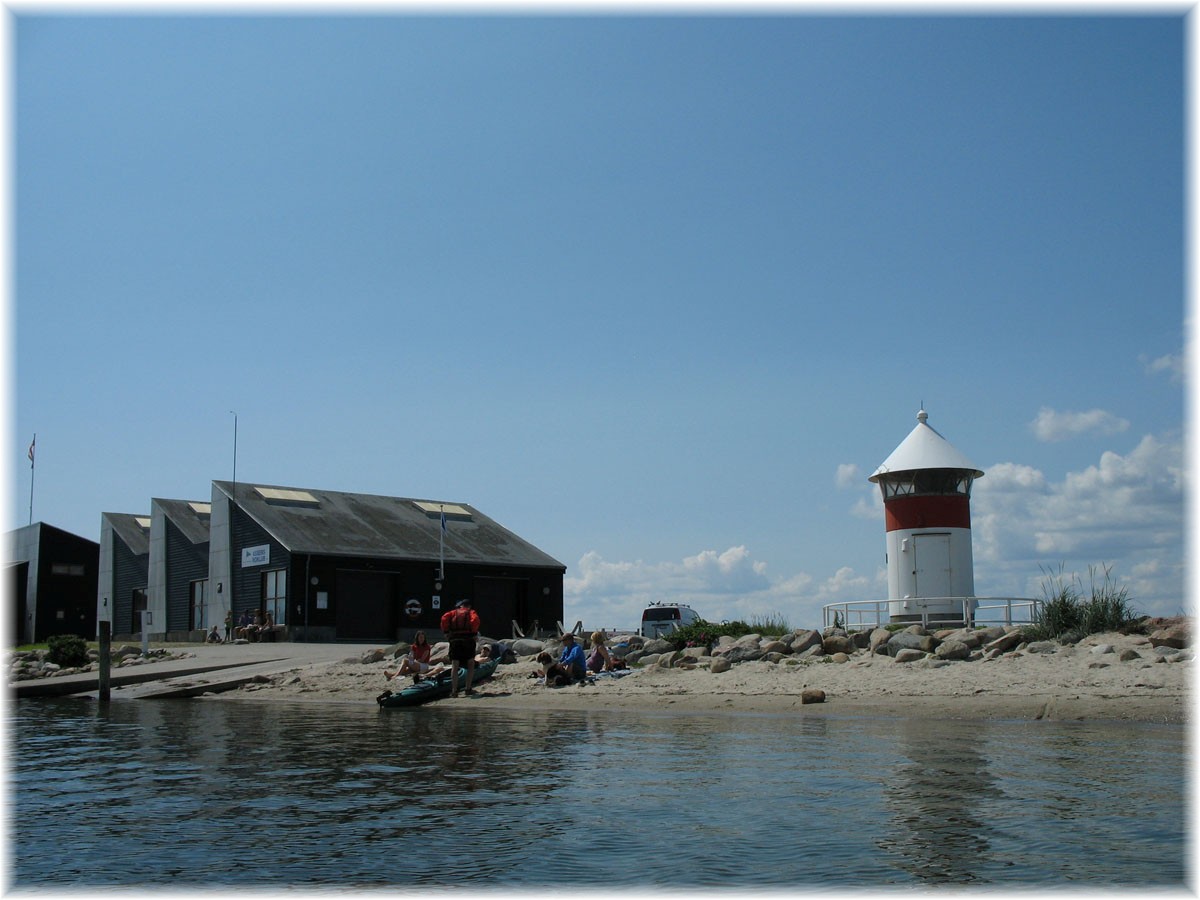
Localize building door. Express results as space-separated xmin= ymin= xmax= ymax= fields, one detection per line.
xmin=131 ymin=587 xmax=148 ymax=634
xmin=913 ymin=534 xmax=952 ymax=599
xmin=335 ymin=570 xmax=394 ymax=640
xmin=190 ymin=579 xmax=208 ymax=631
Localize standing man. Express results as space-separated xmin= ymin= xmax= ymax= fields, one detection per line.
xmin=440 ymin=599 xmax=481 ymax=698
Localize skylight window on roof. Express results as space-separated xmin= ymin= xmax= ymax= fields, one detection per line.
xmin=135 ymin=517 xmax=152 ymax=530
xmin=412 ymin=501 xmax=472 ymax=520
xmin=254 ymin=487 xmax=320 ymax=507
xmin=189 ymin=502 xmax=212 ymax=515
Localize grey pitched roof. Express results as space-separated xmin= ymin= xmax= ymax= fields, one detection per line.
xmin=213 ymin=481 xmax=565 ymax=570
xmin=152 ymin=499 xmax=211 ymax=545
xmin=102 ymin=512 xmax=151 ymax=556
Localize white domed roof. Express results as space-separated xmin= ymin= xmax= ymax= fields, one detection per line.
xmin=868 ymin=409 xmax=984 ymax=482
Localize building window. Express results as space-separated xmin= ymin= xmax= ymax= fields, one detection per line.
xmin=263 ymin=569 xmax=287 ymax=625
xmin=51 ymin=563 xmax=85 ymax=576
xmin=190 ymin=579 xmax=208 ymax=631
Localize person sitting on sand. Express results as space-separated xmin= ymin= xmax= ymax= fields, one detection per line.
xmin=541 ymin=634 xmax=587 ymax=686
xmin=559 ymin=632 xmax=587 ymax=681
xmin=385 ymin=631 xmax=433 ymax=680
xmin=206 ymin=626 xmax=222 ymax=644
xmin=587 ymin=631 xmax=614 ymax=673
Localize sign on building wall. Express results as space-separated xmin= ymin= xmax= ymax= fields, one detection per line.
xmin=242 ymin=544 xmax=270 ymax=567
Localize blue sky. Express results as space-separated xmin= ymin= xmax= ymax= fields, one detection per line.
xmin=11 ymin=12 xmax=1186 ymax=630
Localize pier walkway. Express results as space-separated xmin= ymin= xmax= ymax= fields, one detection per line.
xmin=11 ymin=641 xmax=374 ymax=701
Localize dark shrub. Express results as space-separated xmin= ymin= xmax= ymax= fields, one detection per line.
xmin=46 ymin=634 xmax=89 ymax=668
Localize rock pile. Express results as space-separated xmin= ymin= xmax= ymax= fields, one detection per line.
xmin=369 ymin=618 xmax=1194 ymax=686
xmin=7 ymin=646 xmax=195 ymax=681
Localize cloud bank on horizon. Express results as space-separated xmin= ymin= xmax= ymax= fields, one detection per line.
xmin=565 ymin=406 xmax=1184 ymax=631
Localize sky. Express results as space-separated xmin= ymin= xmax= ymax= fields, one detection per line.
xmin=8 ymin=9 xmax=1187 ymax=632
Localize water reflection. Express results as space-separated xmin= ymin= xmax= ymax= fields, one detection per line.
xmin=875 ymin=717 xmax=997 ymax=884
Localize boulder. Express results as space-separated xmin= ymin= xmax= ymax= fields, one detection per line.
xmin=821 ymin=626 xmax=848 ymax=639
xmin=789 ymin=630 xmax=823 ymax=654
xmin=1024 ymin=641 xmax=1059 ymax=654
xmin=800 ymin=688 xmax=825 ymax=704
xmin=829 ymin=652 xmax=849 ymax=664
xmin=869 ymin=628 xmax=892 ymax=654
xmin=725 ymin=646 xmax=766 ymax=664
xmin=893 ymin=648 xmax=926 ymax=663
xmin=821 ymin=634 xmax=855 ymax=655
xmin=984 ymin=631 xmax=1024 ymax=654
xmin=1150 ymin=624 xmax=1189 ymax=650
xmin=731 ymin=634 xmax=763 ymax=651
xmin=934 ymin=640 xmax=970 ymax=661
xmin=886 ymin=631 xmax=935 ymax=656
xmin=850 ymin=631 xmax=871 ymax=649
xmin=510 ymin=638 xmax=546 ymax=657
xmin=943 ymin=628 xmax=982 ymax=649
xmin=643 ymin=638 xmax=676 ymax=655
xmin=360 ymin=648 xmax=386 ymax=664
xmin=710 ymin=656 xmax=732 ymax=674
xmin=761 ymin=640 xmax=789 ymax=655
xmin=1090 ymin=643 xmax=1115 ymax=655
xmin=1119 ymin=649 xmax=1141 ymax=662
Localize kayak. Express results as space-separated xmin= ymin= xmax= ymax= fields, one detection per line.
xmin=376 ymin=659 xmax=499 ymax=708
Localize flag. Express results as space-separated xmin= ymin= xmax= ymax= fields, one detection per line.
xmin=27 ymin=436 xmax=34 ymax=466
xmin=440 ymin=508 xmax=447 ymax=535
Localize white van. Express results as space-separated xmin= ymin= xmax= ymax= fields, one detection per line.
xmin=640 ymin=602 xmax=701 ymax=639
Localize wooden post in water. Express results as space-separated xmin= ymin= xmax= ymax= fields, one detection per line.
xmin=98 ymin=620 xmax=111 ymax=703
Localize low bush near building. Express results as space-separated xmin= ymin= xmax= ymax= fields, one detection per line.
xmin=46 ymin=634 xmax=89 ymax=668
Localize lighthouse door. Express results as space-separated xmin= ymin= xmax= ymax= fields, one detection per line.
xmin=913 ymin=533 xmax=953 ymax=598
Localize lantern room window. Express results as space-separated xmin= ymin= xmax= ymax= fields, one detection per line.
xmin=879 ymin=470 xmax=975 ymax=499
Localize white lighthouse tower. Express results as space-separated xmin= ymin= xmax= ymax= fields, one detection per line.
xmin=868 ymin=409 xmax=985 ymax=625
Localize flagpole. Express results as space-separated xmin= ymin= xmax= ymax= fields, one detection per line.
xmin=27 ymin=434 xmax=35 ymax=526
xmin=439 ymin=504 xmax=445 ymax=581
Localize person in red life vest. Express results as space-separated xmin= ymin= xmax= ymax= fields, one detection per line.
xmin=439 ymin=599 xmax=481 ymax=698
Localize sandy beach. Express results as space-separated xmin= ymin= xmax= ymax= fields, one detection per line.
xmin=225 ymin=629 xmax=1190 ymax=725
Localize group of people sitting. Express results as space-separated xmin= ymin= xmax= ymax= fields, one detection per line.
xmin=537 ymin=630 xmax=621 ymax=686
xmin=234 ymin=610 xmax=278 ymax=642
xmin=381 ymin=627 xmax=624 ymax=691
xmin=383 ymin=630 xmax=494 ymax=684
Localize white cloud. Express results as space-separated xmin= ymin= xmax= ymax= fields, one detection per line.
xmin=1030 ymin=407 xmax=1130 ymax=442
xmin=1142 ymin=352 xmax=1184 ymax=384
xmin=835 ymin=463 xmax=861 ymax=488
xmin=973 ymin=432 xmax=1183 ymax=616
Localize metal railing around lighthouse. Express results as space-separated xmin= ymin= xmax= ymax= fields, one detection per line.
xmin=822 ymin=597 xmax=1042 ymax=631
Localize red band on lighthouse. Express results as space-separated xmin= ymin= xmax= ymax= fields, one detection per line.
xmin=884 ymin=494 xmax=971 ymax=532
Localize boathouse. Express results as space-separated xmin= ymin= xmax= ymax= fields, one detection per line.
xmin=6 ymin=522 xmax=100 ymax=644
xmin=98 ymin=512 xmax=151 ymax=638
xmin=207 ymin=481 xmax=566 ymax=643
xmin=146 ymin=499 xmax=212 ymax=641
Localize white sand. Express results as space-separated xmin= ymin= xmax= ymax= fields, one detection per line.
xmin=226 ymin=630 xmax=1188 ymax=724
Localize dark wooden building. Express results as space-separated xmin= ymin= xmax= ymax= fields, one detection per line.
xmin=147 ymin=498 xmax=212 ymax=640
xmin=98 ymin=512 xmax=151 ymax=640
xmin=6 ymin=522 xmax=99 ymax=644
xmin=207 ymin=481 xmax=566 ymax=642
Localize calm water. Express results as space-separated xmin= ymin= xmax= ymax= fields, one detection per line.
xmin=8 ymin=697 xmax=1187 ymax=889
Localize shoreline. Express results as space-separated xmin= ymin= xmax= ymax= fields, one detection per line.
xmin=215 ymin=628 xmax=1191 ymax=726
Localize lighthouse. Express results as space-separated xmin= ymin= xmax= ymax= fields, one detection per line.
xmin=868 ymin=409 xmax=984 ymax=625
